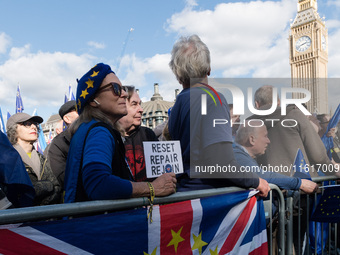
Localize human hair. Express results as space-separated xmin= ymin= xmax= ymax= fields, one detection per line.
xmin=113 ymin=121 xmax=125 ymax=137
xmin=254 ymin=85 xmax=275 ymax=108
xmin=7 ymin=124 xmax=19 ymax=145
xmin=169 ymin=35 xmax=211 ymax=87
xmin=68 ymin=103 xmax=114 ymax=136
xmin=316 ymin=113 xmax=328 ymax=124
xmin=234 ymin=120 xmax=262 ymax=145
xmin=7 ymin=123 xmax=40 ymax=145
xmin=125 ymin=86 xmax=135 ymax=101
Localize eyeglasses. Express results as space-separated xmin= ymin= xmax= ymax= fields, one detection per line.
xmin=96 ymin=82 xmax=127 ymax=97
xmin=20 ymin=121 xmax=39 ymax=128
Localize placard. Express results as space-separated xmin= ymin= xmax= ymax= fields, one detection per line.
xmin=143 ymin=141 xmax=183 ymax=178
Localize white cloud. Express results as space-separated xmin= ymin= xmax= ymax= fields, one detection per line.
xmin=0 ymin=32 xmax=11 ymax=54
xmin=166 ymin=0 xmax=297 ymax=78
xmin=119 ymin=53 xmax=180 ymax=102
xmin=326 ymin=19 xmax=340 ymax=29
xmin=1 ymin=0 xmax=339 ymax=122
xmin=327 ymin=0 xmax=340 ymax=7
xmin=0 ymin=46 xmax=96 ymax=120
xmin=87 ymin=41 xmax=106 ymax=49
xmin=125 ymin=0 xmax=339 ymax=105
xmin=185 ymin=0 xmax=198 ymax=9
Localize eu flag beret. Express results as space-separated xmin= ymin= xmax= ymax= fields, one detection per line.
xmin=75 ymin=63 xmax=114 ymax=114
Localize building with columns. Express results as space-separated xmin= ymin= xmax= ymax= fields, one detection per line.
xmin=289 ymin=0 xmax=328 ymax=114
xmin=41 ymin=114 xmax=61 ymax=142
xmin=141 ymin=83 xmax=178 ymax=129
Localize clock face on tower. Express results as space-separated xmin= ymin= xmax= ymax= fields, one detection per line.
xmin=295 ymin=36 xmax=312 ymax=52
xmin=321 ymin=34 xmax=326 ymax=51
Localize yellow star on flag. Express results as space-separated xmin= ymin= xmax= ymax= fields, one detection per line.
xmin=77 ymin=99 xmax=81 ymax=111
xmin=167 ymin=226 xmax=185 ymax=253
xmin=143 ymin=247 xmax=157 ymax=255
xmin=209 ymin=246 xmax=219 ymax=255
xmin=192 ymin=232 xmax=208 ymax=255
xmin=86 ymin=79 xmax=94 ymax=89
xmin=80 ymin=89 xmax=89 ymax=99
xmin=90 ymin=70 xmax=99 ymax=77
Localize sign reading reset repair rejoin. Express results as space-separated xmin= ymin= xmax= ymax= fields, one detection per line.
xmin=143 ymin=141 xmax=183 ymax=178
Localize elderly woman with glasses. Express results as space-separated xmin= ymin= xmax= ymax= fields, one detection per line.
xmin=6 ymin=113 xmax=61 ymax=206
xmin=64 ymin=63 xmax=176 ymax=203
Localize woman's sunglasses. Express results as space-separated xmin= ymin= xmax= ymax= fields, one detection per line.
xmin=96 ymin=82 xmax=127 ymax=97
xmin=20 ymin=121 xmax=39 ymax=128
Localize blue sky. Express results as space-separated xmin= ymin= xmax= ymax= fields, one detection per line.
xmin=0 ymin=0 xmax=339 ymax=124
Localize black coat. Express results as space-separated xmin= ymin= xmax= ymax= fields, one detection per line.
xmin=46 ymin=130 xmax=71 ymax=189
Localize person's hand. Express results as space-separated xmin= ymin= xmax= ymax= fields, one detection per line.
xmin=326 ymin=128 xmax=336 ymax=138
xmin=152 ymin=173 xmax=177 ymax=197
xmin=299 ymin=179 xmax=318 ymax=194
xmin=256 ymin=178 xmax=270 ymax=197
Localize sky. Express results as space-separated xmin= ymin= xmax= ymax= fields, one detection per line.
xmin=0 ymin=0 xmax=339 ymax=124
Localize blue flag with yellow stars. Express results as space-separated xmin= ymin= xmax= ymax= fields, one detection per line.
xmin=15 ymin=85 xmax=24 ymax=113
xmin=293 ymin=148 xmax=311 ymax=180
xmin=310 ymin=186 xmax=340 ymax=223
xmin=321 ymin=104 xmax=340 ymax=160
xmin=0 ymin=130 xmax=35 ymax=207
xmin=0 ymin=106 xmax=6 ymax=135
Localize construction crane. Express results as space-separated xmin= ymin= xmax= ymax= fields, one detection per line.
xmin=116 ymin=28 xmax=134 ymax=74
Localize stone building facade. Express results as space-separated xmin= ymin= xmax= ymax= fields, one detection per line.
xmin=141 ymin=83 xmax=178 ymax=129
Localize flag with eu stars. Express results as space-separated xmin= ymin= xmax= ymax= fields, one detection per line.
xmin=32 ymin=109 xmax=47 ymax=154
xmin=292 ymin=148 xmax=311 ymax=180
xmin=15 ymin=85 xmax=24 ymax=113
xmin=0 ymin=190 xmax=267 ymax=254
xmin=310 ymin=186 xmax=340 ymax=223
xmin=69 ymin=85 xmax=75 ymax=101
xmin=0 ymin=106 xmax=6 ymax=135
xmin=0 ymin=130 xmax=35 ymax=208
xmin=321 ymin=104 xmax=340 ymax=160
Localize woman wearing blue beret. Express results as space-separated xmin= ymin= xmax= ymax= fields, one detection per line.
xmin=64 ymin=63 xmax=176 ymax=203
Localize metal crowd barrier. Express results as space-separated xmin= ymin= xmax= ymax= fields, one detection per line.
xmin=286 ymin=175 xmax=340 ymax=255
xmin=0 ymin=184 xmax=288 ymax=255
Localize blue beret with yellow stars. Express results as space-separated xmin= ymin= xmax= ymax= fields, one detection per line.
xmin=75 ymin=63 xmax=114 ymax=114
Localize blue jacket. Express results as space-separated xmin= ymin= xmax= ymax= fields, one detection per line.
xmin=64 ymin=120 xmax=132 ymax=203
xmin=233 ymin=143 xmax=301 ymax=190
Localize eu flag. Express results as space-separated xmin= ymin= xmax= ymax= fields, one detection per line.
xmin=15 ymin=86 xmax=24 ymax=113
xmin=0 ymin=130 xmax=35 ymax=207
xmin=311 ymin=186 xmax=340 ymax=223
xmin=0 ymin=106 xmax=6 ymax=135
xmin=321 ymin=104 xmax=340 ymax=160
xmin=293 ymin=148 xmax=311 ymax=180
xmin=69 ymin=85 xmax=75 ymax=101
xmin=32 ymin=110 xmax=47 ymax=154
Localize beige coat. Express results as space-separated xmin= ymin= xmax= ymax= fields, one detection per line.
xmin=249 ymin=105 xmax=333 ymax=178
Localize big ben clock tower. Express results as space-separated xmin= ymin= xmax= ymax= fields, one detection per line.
xmin=289 ymin=0 xmax=328 ymax=113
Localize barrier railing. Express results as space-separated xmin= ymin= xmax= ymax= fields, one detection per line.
xmin=4 ymin=175 xmax=338 ymax=255
xmin=286 ymin=175 xmax=340 ymax=255
xmin=0 ymin=184 xmax=286 ymax=254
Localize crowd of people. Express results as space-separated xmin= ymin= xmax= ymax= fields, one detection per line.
xmin=1 ymin=35 xmax=339 ymax=214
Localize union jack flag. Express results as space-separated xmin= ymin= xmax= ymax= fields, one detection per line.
xmin=0 ymin=190 xmax=267 ymax=254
